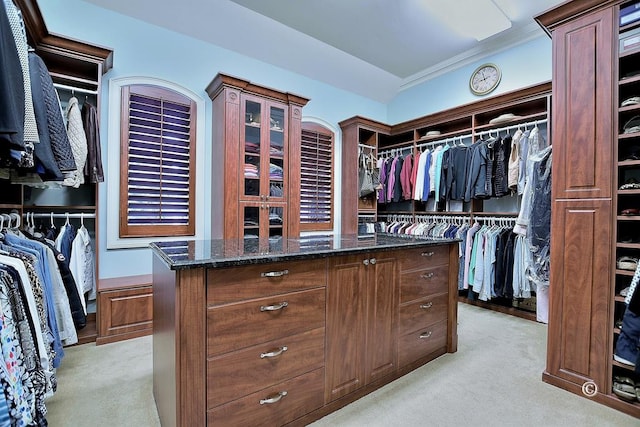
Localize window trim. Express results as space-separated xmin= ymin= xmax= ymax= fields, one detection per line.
xmin=106 ymin=76 xmax=206 ymax=249
xmin=300 ymin=120 xmax=335 ymax=232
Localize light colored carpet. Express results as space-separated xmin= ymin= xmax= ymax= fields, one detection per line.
xmin=46 ymin=304 xmax=639 ymax=426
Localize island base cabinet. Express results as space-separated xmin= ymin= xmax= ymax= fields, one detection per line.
xmin=207 ymin=368 xmax=325 ymax=427
xmin=151 ymin=239 xmax=458 ymax=426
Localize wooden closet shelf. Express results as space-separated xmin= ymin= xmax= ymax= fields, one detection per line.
xmin=619 ymin=104 xmax=640 ymax=113
xmin=473 ymin=112 xmax=547 ymax=132
xmin=415 ymin=128 xmax=473 ymax=143
xmin=616 ymin=269 xmax=635 ymax=277
xmin=0 ymin=204 xmax=22 ymax=210
xmin=617 ymin=214 xmax=640 ymax=220
xmin=619 ymin=132 xmax=640 ymax=140
xmin=23 ymin=205 xmax=97 ymax=210
xmin=618 ymin=159 xmax=640 ymax=166
xmin=619 ymin=74 xmax=640 ymax=86
xmin=612 ymin=359 xmax=636 ymax=371
xmin=615 ymin=295 xmax=626 ymax=303
xmin=619 ymin=46 xmax=640 ymax=59
xmin=621 ymin=19 xmax=640 ymax=34
xmin=616 ymin=242 xmax=640 ymax=249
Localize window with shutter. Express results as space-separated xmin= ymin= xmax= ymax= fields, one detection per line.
xmin=119 ymin=84 xmax=196 ymax=238
xmin=300 ymin=122 xmax=334 ymax=231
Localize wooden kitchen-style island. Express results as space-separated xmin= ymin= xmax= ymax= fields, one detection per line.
xmin=151 ymin=234 xmax=459 ymax=426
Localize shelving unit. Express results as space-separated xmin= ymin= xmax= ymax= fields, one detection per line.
xmin=613 ymin=2 xmax=640 ymax=413
xmin=536 ymin=0 xmax=640 ymax=417
xmin=340 ymin=82 xmax=551 ymax=321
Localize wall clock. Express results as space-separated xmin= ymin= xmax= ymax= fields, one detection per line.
xmin=469 ymin=63 xmax=501 ymax=96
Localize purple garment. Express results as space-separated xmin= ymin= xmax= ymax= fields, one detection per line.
xmin=386 ymin=157 xmax=398 ymax=202
xmin=421 ymin=152 xmax=432 ymax=202
xmin=378 ymin=158 xmax=388 ymax=204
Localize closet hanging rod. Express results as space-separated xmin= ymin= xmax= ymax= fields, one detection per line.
xmin=416 ymin=133 xmax=473 ymax=150
xmin=475 ymin=118 xmax=548 ymax=138
xmin=377 ymin=145 xmax=413 ymax=157
xmin=474 ymin=215 xmax=517 ymax=223
xmin=52 ymin=83 xmax=99 ymax=95
xmin=358 ymin=143 xmax=376 ymax=151
xmin=25 ymin=212 xmax=96 ymax=219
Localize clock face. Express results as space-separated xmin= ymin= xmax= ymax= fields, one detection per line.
xmin=470 ymin=64 xmax=501 ymax=95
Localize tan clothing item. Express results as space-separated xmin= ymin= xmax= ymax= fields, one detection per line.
xmin=508 ymin=129 xmax=522 ymax=191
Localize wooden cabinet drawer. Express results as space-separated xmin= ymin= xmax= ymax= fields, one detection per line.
xmin=207 ymin=288 xmax=325 ymax=355
xmin=399 ymin=293 xmax=448 ymax=335
xmin=207 ymin=327 xmax=325 ymax=408
xmin=207 ymin=368 xmax=324 ymax=427
xmin=400 ymin=265 xmax=449 ymax=303
xmin=399 ymin=246 xmax=449 ymax=272
xmin=398 ymin=319 xmax=447 ymax=368
xmin=207 ymin=258 xmax=327 ymax=305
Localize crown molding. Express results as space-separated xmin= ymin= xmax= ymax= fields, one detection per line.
xmin=399 ymin=21 xmax=547 ymax=93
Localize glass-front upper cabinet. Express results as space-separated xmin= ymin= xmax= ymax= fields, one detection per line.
xmin=241 ymin=95 xmax=288 ymax=202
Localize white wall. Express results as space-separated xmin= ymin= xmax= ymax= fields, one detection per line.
xmin=38 ymin=0 xmax=552 ymax=278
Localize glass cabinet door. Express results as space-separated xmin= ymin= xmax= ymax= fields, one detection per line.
xmin=240 ymin=202 xmax=287 ymax=252
xmin=243 ymin=100 xmax=262 ymax=198
xmin=268 ymin=105 xmax=286 ymax=201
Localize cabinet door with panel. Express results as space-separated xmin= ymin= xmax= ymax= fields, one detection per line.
xmin=325 ymin=250 xmax=398 ymax=402
xmin=550 ymin=6 xmax=614 ymax=200
xmin=547 ymin=199 xmax=612 ymax=390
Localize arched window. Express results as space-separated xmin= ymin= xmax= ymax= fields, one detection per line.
xmin=119 ymin=84 xmax=196 ymax=237
xmin=300 ymin=122 xmax=334 ymax=231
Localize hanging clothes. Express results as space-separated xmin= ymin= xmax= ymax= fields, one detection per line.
xmin=28 ymin=51 xmax=64 ymax=182
xmin=0 ymin=0 xmax=25 ymax=151
xmin=63 ymin=97 xmax=88 ymax=188
xmin=3 ymin=0 xmax=38 ymax=169
xmin=70 ymin=223 xmax=96 ymax=303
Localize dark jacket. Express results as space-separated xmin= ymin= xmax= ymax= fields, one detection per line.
xmin=82 ymin=101 xmax=104 ymax=183
xmin=0 ymin=0 xmax=24 ymax=151
xmin=28 ymin=52 xmax=64 ymax=181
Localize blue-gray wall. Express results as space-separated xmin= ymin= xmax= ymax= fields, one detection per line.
xmin=39 ymin=0 xmax=552 ymax=278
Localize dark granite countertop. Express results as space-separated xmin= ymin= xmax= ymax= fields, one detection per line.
xmin=151 ymin=233 xmax=458 ymax=270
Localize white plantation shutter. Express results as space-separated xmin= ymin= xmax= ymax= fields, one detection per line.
xmin=300 ymin=123 xmax=334 ymax=231
xmin=120 ymin=85 xmax=196 ymax=237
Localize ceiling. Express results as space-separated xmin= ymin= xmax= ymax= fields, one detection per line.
xmin=81 ymin=0 xmax=565 ymax=102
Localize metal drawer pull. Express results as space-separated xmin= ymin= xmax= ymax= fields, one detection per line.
xmin=420 ymin=302 xmax=433 ymax=309
xmin=370 ymin=258 xmax=376 ymax=265
xmin=419 ymin=331 xmax=433 ymax=339
xmin=261 ymin=269 xmax=289 ymax=278
xmin=260 ymin=346 xmax=288 ymax=359
xmin=260 ymin=301 xmax=289 ymax=312
xmin=421 ymin=251 xmax=435 ymax=257
xmin=420 ymin=272 xmax=434 ymax=279
xmin=363 ymin=259 xmax=370 ymax=266
xmin=259 ymin=391 xmax=288 ymax=405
